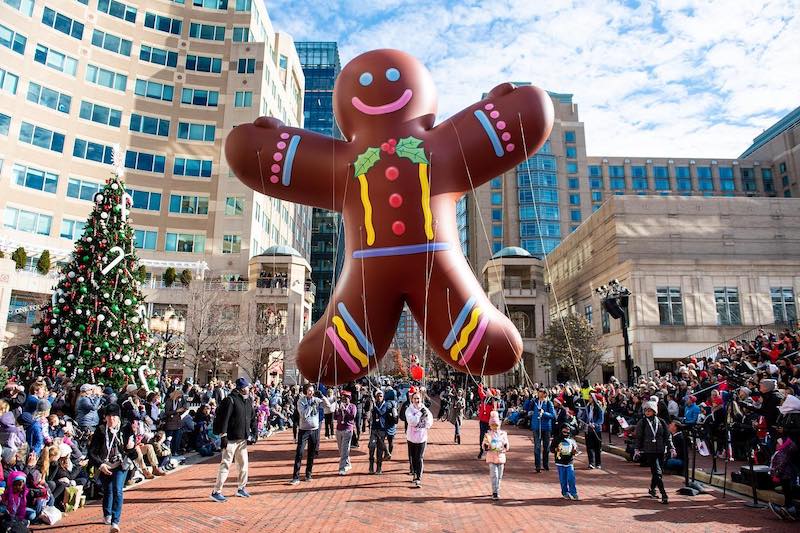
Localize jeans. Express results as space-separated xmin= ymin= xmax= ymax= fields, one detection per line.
xmin=533 ymin=430 xmax=551 ymax=469
xmin=213 ymin=439 xmax=249 ymax=492
xmin=557 ymin=464 xmax=577 ymax=497
xmin=167 ymin=429 xmax=183 ymax=455
xmin=454 ymin=418 xmax=461 ymax=437
xmin=489 ymin=463 xmax=504 ymax=494
xmin=586 ymin=430 xmax=602 ymax=466
xmin=478 ymin=421 xmax=490 ymax=454
xmin=336 ymin=429 xmax=353 ymax=471
xmin=101 ymin=468 xmax=126 ymax=525
xmin=646 ymin=453 xmax=666 ymax=495
xmin=408 ymin=441 xmax=426 ymax=480
xmin=292 ymin=429 xmax=319 ymax=479
xmin=369 ymin=429 xmax=388 ymax=470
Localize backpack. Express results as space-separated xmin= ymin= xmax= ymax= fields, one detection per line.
xmin=385 ymin=403 xmax=398 ymax=426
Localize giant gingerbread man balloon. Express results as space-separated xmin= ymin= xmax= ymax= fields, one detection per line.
xmin=226 ymin=49 xmax=553 ymax=385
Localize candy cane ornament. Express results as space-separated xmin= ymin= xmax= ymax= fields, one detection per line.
xmin=120 ymin=192 xmax=133 ymax=221
xmin=101 ymin=246 xmax=125 ymax=275
xmin=137 ymin=365 xmax=150 ymax=392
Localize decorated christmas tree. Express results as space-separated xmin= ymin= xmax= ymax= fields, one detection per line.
xmin=25 ymin=147 xmax=157 ymax=388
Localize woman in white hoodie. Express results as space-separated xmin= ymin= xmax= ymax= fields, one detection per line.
xmin=405 ymin=391 xmax=433 ymax=488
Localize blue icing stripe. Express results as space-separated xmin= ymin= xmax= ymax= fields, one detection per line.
xmin=282 ymin=135 xmax=301 ymax=186
xmin=337 ymin=302 xmax=375 ymax=356
xmin=474 ymin=110 xmax=503 ymax=157
xmin=352 ymin=242 xmax=451 ymax=259
xmin=443 ymin=296 xmax=477 ymax=349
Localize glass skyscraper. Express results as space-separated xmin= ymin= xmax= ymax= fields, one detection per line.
xmin=296 ymin=42 xmax=344 ymax=321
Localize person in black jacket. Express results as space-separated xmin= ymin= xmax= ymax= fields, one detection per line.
xmin=210 ymin=377 xmax=257 ymax=503
xmin=634 ymin=400 xmax=675 ymax=505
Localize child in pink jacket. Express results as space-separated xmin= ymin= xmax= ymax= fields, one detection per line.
xmin=482 ymin=410 xmax=509 ymax=500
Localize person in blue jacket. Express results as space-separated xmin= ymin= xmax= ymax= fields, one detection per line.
xmin=579 ymin=393 xmax=605 ymax=469
xmin=528 ymin=389 xmax=555 ymax=472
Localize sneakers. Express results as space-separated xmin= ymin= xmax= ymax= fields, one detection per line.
xmin=595 ymin=465 xmax=602 ymax=470
xmin=210 ymin=492 xmax=227 ymax=503
xmin=344 ymin=464 xmax=352 ymax=472
xmin=492 ymin=493 xmax=499 ymax=500
xmin=304 ymin=474 xmax=313 ymax=482
xmin=413 ymin=479 xmax=421 ymax=488
xmin=339 ymin=469 xmax=346 ymax=476
xmin=104 ymin=516 xmax=112 ymax=525
xmin=661 ymin=495 xmax=669 ymax=505
xmin=563 ymin=493 xmax=571 ymax=500
xmin=768 ymin=502 xmax=795 ymax=521
xmin=110 ymin=525 xmax=121 ymax=533
xmin=571 ymin=494 xmax=580 ymax=501
xmin=769 ymin=502 xmax=784 ymax=520
xmin=236 ymin=488 xmax=251 ymax=498
xmin=289 ymin=478 xmax=300 ymax=485
xmin=648 ymin=488 xmax=658 ymax=499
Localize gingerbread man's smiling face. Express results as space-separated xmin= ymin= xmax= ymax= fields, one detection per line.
xmin=333 ymin=49 xmax=438 ymax=141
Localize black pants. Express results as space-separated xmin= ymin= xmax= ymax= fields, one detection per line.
xmin=478 ymin=421 xmax=490 ymax=454
xmin=324 ymin=413 xmax=334 ymax=438
xmin=369 ymin=429 xmax=388 ymax=470
xmin=408 ymin=441 xmax=426 ymax=480
xmin=586 ymin=430 xmax=602 ymax=466
xmin=783 ymin=477 xmax=796 ymax=508
xmin=351 ymin=407 xmax=362 ymax=445
xmin=292 ymin=429 xmax=319 ymax=479
xmin=645 ymin=453 xmax=666 ymax=495
xmin=387 ymin=434 xmax=394 ymax=455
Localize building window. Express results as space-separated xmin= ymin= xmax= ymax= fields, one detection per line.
xmin=4 ymin=0 xmax=34 ymax=16
xmin=675 ymin=166 xmax=690 ymax=178
xmin=565 ymin=146 xmax=577 ymax=159
xmin=608 ymin=165 xmax=625 ymax=178
xmin=568 ymin=177 xmax=579 ymax=189
xmin=234 ymin=91 xmax=253 ymax=107
xmin=91 ymin=29 xmax=132 ymax=56
xmin=565 ymin=162 xmax=578 ymax=174
xmin=79 ymin=101 xmax=122 ymax=127
xmin=491 ymin=224 xmax=502 ymax=238
xmin=237 ymin=58 xmax=256 ymax=74
xmin=714 ymin=287 xmax=741 ymax=326
xmin=13 ymin=164 xmax=58 ymax=194
xmin=490 ymin=192 xmax=502 ymax=206
xmin=696 ymin=166 xmax=711 ymax=178
xmin=140 ymin=44 xmax=178 ymax=67
xmin=490 ymin=177 xmax=502 ymax=189
xmin=66 ymin=177 xmax=102 ymax=201
xmin=174 ymin=157 xmax=212 ymax=178
xmin=698 ymin=177 xmax=713 ymax=191
xmin=60 ymin=218 xmax=86 ymax=240
xmin=26 ymin=82 xmax=71 ymax=114
xmin=631 ymin=166 xmax=646 ymax=178
xmin=632 ymin=177 xmax=649 ymax=190
xmin=225 ymin=196 xmax=244 ymax=216
xmin=128 ymin=188 xmax=161 ymax=211
xmin=169 ymin=194 xmax=209 ymax=215
xmin=762 ymin=168 xmax=774 ymax=192
xmin=677 ymin=178 xmax=692 ymax=191
xmin=569 ymin=193 xmax=580 ymax=205
xmin=124 ymin=150 xmax=165 ymax=173
xmin=491 ymin=208 xmax=502 ymax=221
xmin=771 ymin=287 xmax=796 ymax=325
xmin=192 ymin=0 xmax=228 ymax=8
xmin=655 ymin=178 xmax=670 ymax=191
xmin=222 ymin=234 xmax=242 ymax=254
xmin=564 ymin=130 xmax=576 ymax=144
xmin=165 ymin=233 xmax=205 ymax=253
xmin=492 ymin=241 xmax=502 ymax=253
xmin=177 ymin=122 xmax=216 ymax=142
xmin=570 ymin=209 xmax=581 ymax=222
xmin=584 ymin=305 xmax=593 ymax=324
xmin=97 ymin=0 xmax=137 ymax=23
xmin=33 ymin=45 xmax=77 ymax=76
xmin=133 ymin=229 xmax=157 ymax=250
xmin=232 ymin=27 xmax=252 ymax=42
xmin=657 ymin=287 xmax=684 ymax=325
xmin=189 ymin=22 xmax=225 ymax=41
xmin=0 ymin=68 xmax=19 ymax=94
xmin=19 ymin=122 xmax=65 ymax=153
xmin=653 ymin=166 xmax=669 ymax=178
xmin=610 ymin=177 xmax=625 ymax=190
xmin=73 ymin=138 xmax=113 ymax=163
xmin=3 ymin=206 xmax=52 ymax=235
xmin=235 ymin=0 xmax=251 ymax=10
xmin=42 ymin=8 xmax=84 ymax=40
xmin=144 ymin=12 xmax=182 ymax=35
xmin=129 ymin=113 xmax=170 ymax=137
xmin=601 ymin=307 xmax=610 ymax=333
xmin=591 ymin=191 xmax=602 ymax=202
xmin=0 ymin=113 xmax=9 ymax=136
xmin=85 ymin=64 xmax=127 ymax=92
xmin=181 ymin=88 xmax=218 ymax=107
xmin=590 ymin=177 xmax=603 ymax=189
xmin=0 ymin=23 xmax=26 ymax=55
xmin=185 ymin=54 xmax=222 ymax=73
xmin=135 ymin=79 xmax=174 ymax=101
xmin=588 ymin=165 xmax=602 ymax=178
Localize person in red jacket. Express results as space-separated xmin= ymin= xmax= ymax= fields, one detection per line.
xmin=477 ymin=384 xmax=499 ymax=459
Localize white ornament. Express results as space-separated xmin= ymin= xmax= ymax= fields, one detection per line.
xmin=76 ymin=309 xmax=82 ymax=315
xmin=100 ymin=212 xmax=109 ymax=219
xmin=68 ymin=272 xmax=76 ymax=279
xmin=123 ymin=339 xmax=130 ymax=345
xmin=95 ymin=193 xmax=104 ymax=203
xmin=94 ymin=347 xmax=101 ymax=353
xmin=42 ymin=347 xmax=49 ymax=353
xmin=59 ymin=339 xmax=65 ymax=344
xmin=124 ymin=299 xmax=132 ymax=306
xmin=86 ymin=237 xmax=93 ymax=243
xmin=77 ymin=368 xmax=84 ymax=374
xmin=32 ymin=328 xmax=41 ymax=335
xmin=54 ymin=360 xmax=61 ymax=366
xmin=131 ymin=316 xmax=140 ymax=324
xmin=58 ymin=298 xmax=65 ymax=304
xmin=114 ymin=354 xmax=121 ymax=360
xmin=100 ymin=366 xmax=106 ymax=372
xmin=97 ymin=314 xmax=105 ymax=322
xmin=111 ymin=183 xmax=119 ymax=190
xmin=50 ymin=319 xmax=57 ymax=325
xmin=103 ymin=293 xmax=110 ymax=298
xmin=110 ymin=331 xmax=118 ymax=337
xmin=73 ymin=331 xmax=81 ymax=337
xmin=78 ymin=276 xmax=85 ymax=283
xmin=67 ymin=354 xmax=75 ymax=361
xmin=122 ymin=355 xmax=130 ymax=363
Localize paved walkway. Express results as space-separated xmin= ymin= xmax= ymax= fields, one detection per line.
xmin=41 ymin=419 xmax=792 ymax=533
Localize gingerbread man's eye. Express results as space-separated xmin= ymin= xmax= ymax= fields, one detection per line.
xmin=386 ymin=68 xmax=400 ymax=82
xmin=359 ymin=72 xmax=373 ymax=86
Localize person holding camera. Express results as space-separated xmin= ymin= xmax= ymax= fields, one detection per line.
xmin=76 ymin=384 xmax=103 ymax=436
xmin=634 ymin=400 xmax=675 ymax=505
xmin=211 ymin=378 xmax=258 ymax=502
xmin=405 ymin=391 xmax=433 ymax=488
xmin=368 ymin=389 xmax=390 ymax=475
xmin=334 ymin=390 xmax=357 ymax=475
xmin=290 ymin=383 xmax=322 ymax=485
xmin=529 ymin=388 xmax=555 ymax=473
xmin=89 ymin=403 xmax=135 ymax=533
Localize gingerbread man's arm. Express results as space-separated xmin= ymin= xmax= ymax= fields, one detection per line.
xmin=429 ymin=84 xmax=554 ymax=193
xmin=225 ymin=117 xmax=352 ymax=211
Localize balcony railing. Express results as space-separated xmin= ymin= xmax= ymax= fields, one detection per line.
xmin=205 ymin=281 xmax=249 ymax=292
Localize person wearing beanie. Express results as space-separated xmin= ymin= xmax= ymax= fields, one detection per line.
xmin=482 ymin=410 xmax=509 ymax=500
xmin=579 ymin=393 xmax=604 ymax=469
xmin=756 ymin=378 xmax=784 ymax=456
xmin=634 ymin=401 xmax=675 ymax=505
xmin=550 ymin=422 xmax=580 ymax=500
xmin=211 ymin=377 xmax=257 ymax=502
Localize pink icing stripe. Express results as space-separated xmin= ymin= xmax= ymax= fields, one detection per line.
xmin=326 ymin=327 xmax=360 ymax=373
xmin=458 ymin=315 xmax=490 ymax=367
xmin=351 ymin=89 xmax=413 ymax=115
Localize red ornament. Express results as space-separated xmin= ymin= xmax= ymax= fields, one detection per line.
xmin=410 ymin=365 xmax=424 ymax=381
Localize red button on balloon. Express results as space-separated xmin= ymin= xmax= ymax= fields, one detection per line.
xmin=389 ymin=193 xmax=403 ymax=208
xmin=385 ymin=166 xmax=399 ymax=181
xmin=392 ymin=221 xmax=406 ymax=236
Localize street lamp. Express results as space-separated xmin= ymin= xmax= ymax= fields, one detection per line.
xmin=149 ymin=306 xmax=185 ymax=379
xmin=595 ymin=279 xmax=634 ymax=386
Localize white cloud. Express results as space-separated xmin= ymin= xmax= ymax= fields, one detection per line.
xmin=265 ymin=0 xmax=800 ymax=158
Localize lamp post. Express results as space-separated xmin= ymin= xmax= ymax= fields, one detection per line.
xmin=595 ymin=280 xmax=633 ymax=386
xmin=149 ymin=306 xmax=185 ymax=380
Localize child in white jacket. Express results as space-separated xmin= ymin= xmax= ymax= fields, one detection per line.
xmin=405 ymin=391 xmax=433 ymax=488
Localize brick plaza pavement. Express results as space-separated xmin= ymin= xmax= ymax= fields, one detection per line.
xmin=42 ymin=419 xmax=791 ymax=533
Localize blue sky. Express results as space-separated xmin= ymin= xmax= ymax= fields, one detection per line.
xmin=265 ymin=0 xmax=799 ymax=158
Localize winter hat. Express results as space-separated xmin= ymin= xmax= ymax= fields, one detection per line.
xmin=1 ymin=447 xmax=16 ymax=463
xmin=104 ymin=403 xmax=121 ymax=417
xmin=767 ymin=364 xmax=779 ymax=375
xmin=760 ymin=379 xmax=777 ymax=392
xmin=688 ymin=395 xmax=697 ymax=403
xmin=35 ymin=399 xmax=50 ymax=414
xmin=59 ymin=443 xmax=72 ymax=459
xmin=340 ymin=390 xmax=351 ymax=397
xmin=125 ymin=384 xmax=137 ymax=393
xmin=488 ymin=410 xmax=501 ymax=427
xmin=739 ymin=387 xmax=751 ymax=397
xmin=235 ymin=377 xmax=250 ymax=390
xmin=643 ymin=400 xmax=658 ymax=414
xmin=80 ymin=384 xmax=93 ymax=393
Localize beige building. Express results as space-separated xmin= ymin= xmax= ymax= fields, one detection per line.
xmin=545 ymin=196 xmax=800 ymax=382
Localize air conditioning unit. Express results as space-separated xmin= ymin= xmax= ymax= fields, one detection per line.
xmin=646 ymin=159 xmax=652 ymax=164
xmin=711 ymin=160 xmax=717 ymax=165
xmin=689 ymin=160 xmax=696 ymax=165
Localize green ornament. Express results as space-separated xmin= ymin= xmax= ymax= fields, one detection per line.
xmin=79 ymin=286 xmax=88 ymax=294
xmin=131 ymin=297 xmax=138 ymax=305
xmin=111 ymin=304 xmax=120 ymax=314
xmin=52 ymin=308 xmax=60 ymax=315
xmin=82 ymin=255 xmax=90 ymax=263
xmin=125 ymin=367 xmax=132 ymax=373
xmin=59 ymin=367 xmax=66 ymax=372
xmin=113 ymin=205 xmax=121 ymax=212
xmin=46 ymin=339 xmax=56 ymax=347
xmin=78 ymin=325 xmax=86 ymax=332
xmin=102 ymin=341 xmax=110 ymax=349
xmin=82 ymin=350 xmax=91 ymax=357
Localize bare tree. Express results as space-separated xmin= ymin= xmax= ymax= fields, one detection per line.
xmin=182 ymin=282 xmax=228 ymax=382
xmin=540 ymin=314 xmax=606 ymax=383
xmin=237 ymin=301 xmax=289 ymax=383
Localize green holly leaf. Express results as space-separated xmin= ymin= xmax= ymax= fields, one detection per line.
xmin=354 ymin=147 xmax=381 ymax=176
xmin=396 ymin=136 xmax=429 ymax=165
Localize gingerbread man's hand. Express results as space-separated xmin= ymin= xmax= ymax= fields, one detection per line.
xmin=225 ymin=118 xmax=352 ymax=211
xmin=488 ymin=82 xmax=516 ymax=99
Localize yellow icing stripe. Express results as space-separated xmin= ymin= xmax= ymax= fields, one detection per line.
xmin=332 ymin=316 xmax=368 ymax=367
xmin=418 ymin=163 xmax=434 ymax=240
xmin=357 ymin=174 xmax=375 ymax=246
xmin=449 ymin=307 xmax=483 ymax=361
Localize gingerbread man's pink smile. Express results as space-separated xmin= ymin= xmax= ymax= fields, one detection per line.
xmin=352 ymin=88 xmax=413 ymax=115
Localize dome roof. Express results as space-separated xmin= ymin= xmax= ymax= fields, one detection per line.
xmin=257 ymin=245 xmax=302 ymax=257
xmin=492 ymin=246 xmax=532 ymax=259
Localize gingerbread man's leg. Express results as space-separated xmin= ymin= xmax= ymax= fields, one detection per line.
xmin=295 ymin=263 xmax=405 ymax=385
xmin=405 ymin=252 xmax=523 ymax=376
